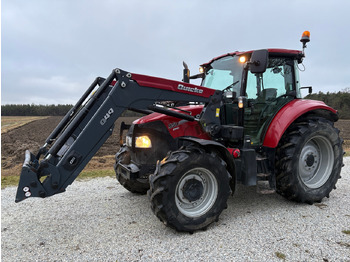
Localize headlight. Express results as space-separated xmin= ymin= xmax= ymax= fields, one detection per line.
xmin=135 ymin=135 xmax=152 ymax=148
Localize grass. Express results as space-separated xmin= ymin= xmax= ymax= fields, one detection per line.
xmin=77 ymin=169 xmax=115 ymax=181
xmin=1 ymin=154 xmax=117 ymax=189
xmin=275 ymin=251 xmax=286 ymax=260
xmin=1 ymin=116 xmax=48 ymax=133
xmin=342 ymin=230 xmax=350 ymax=235
xmin=1 ymin=175 xmax=20 ymax=189
xmin=1 ymin=169 xmax=115 ymax=189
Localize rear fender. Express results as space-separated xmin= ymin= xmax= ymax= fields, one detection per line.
xmin=263 ymin=99 xmax=338 ymax=148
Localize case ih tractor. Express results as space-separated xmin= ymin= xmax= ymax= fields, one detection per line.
xmin=16 ymin=31 xmax=343 ymax=232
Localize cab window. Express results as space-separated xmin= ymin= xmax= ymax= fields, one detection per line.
xmin=244 ymin=58 xmax=295 ymax=145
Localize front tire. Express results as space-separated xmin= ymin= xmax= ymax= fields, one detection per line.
xmin=148 ymin=146 xmax=231 ymax=232
xmin=276 ymin=117 xmax=343 ymax=204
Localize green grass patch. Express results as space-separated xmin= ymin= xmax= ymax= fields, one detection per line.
xmin=1 ymin=175 xmax=20 ymax=189
xmin=1 ymin=169 xmax=115 ymax=189
xmin=77 ymin=169 xmax=115 ymax=181
xmin=275 ymin=252 xmax=286 ymax=260
xmin=342 ymin=230 xmax=350 ymax=235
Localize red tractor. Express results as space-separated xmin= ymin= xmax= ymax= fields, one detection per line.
xmin=16 ymin=31 xmax=344 ymax=232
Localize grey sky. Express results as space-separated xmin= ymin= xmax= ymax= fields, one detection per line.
xmin=2 ymin=0 xmax=350 ymax=105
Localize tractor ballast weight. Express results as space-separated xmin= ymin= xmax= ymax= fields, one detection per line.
xmin=15 ymin=32 xmax=344 ymax=232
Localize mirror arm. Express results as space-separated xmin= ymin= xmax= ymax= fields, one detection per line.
xmin=300 ymin=86 xmax=312 ymax=94
xmin=189 ymin=73 xmax=204 ymax=79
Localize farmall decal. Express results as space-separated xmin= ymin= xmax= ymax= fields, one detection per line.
xmin=177 ymin=84 xmax=203 ymax=94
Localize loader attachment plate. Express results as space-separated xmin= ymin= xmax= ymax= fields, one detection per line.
xmin=15 ymin=150 xmax=48 ymax=203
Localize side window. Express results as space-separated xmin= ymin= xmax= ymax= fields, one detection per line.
xmin=245 ymin=58 xmax=294 ymax=101
xmin=246 ymin=72 xmax=258 ymax=99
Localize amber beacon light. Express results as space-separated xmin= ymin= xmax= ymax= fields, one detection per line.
xmin=300 ymin=31 xmax=310 ymax=48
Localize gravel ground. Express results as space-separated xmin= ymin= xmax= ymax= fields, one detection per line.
xmin=2 ymin=157 xmax=350 ymax=262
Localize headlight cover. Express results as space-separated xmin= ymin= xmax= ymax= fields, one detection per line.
xmin=135 ymin=135 xmax=152 ymax=148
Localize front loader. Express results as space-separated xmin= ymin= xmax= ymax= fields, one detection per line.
xmin=16 ymin=31 xmax=344 ymax=232
xmin=15 ymin=69 xmax=216 ymax=201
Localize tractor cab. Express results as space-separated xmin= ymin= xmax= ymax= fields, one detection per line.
xmin=199 ymin=49 xmax=304 ymax=145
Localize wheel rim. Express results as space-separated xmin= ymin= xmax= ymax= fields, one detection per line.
xmin=175 ymin=168 xmax=218 ymax=218
xmin=298 ymin=135 xmax=334 ymax=189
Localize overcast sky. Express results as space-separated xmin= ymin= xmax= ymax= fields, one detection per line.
xmin=2 ymin=0 xmax=350 ymax=105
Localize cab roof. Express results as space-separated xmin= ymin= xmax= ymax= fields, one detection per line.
xmin=201 ymin=49 xmax=303 ymax=67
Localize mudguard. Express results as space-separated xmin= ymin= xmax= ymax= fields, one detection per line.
xmin=180 ymin=137 xmax=236 ymax=181
xmin=263 ymin=99 xmax=338 ymax=148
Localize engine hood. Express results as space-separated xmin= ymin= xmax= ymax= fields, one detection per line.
xmin=133 ymin=105 xmax=204 ymax=125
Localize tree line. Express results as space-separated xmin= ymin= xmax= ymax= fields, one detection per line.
xmin=2 ymin=90 xmax=350 ymax=119
xmin=305 ymin=90 xmax=350 ymax=119
xmin=1 ymin=104 xmax=72 ymax=116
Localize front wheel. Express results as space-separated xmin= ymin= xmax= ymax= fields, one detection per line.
xmin=276 ymin=117 xmax=343 ymax=204
xmin=148 ymin=146 xmax=232 ymax=232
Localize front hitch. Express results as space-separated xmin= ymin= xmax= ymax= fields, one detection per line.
xmin=15 ymin=150 xmax=48 ymax=203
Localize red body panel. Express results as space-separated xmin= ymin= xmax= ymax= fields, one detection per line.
xmin=134 ymin=105 xmax=211 ymax=140
xmin=131 ymin=73 xmax=215 ymax=98
xmin=263 ymin=99 xmax=338 ymax=148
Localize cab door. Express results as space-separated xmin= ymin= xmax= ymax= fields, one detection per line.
xmin=243 ymin=57 xmax=296 ymax=145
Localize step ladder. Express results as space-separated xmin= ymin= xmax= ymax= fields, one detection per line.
xmin=256 ymin=156 xmax=275 ymax=194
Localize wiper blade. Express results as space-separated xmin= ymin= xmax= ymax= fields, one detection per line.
xmin=223 ymin=80 xmax=239 ymax=91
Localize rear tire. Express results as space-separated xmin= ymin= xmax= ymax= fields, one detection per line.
xmin=276 ymin=117 xmax=343 ymax=204
xmin=114 ymin=146 xmax=149 ymax=194
xmin=148 ymin=146 xmax=231 ymax=232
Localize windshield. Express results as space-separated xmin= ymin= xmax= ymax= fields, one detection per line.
xmin=201 ymin=55 xmax=244 ymax=93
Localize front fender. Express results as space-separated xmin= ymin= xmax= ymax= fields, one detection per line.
xmin=180 ymin=137 xmax=236 ymax=182
xmin=263 ymin=99 xmax=338 ymax=148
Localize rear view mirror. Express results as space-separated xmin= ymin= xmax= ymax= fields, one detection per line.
xmin=249 ymin=49 xmax=268 ymax=74
xmin=183 ymin=61 xmax=190 ymax=83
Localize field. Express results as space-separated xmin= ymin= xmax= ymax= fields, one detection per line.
xmin=1 ymin=116 xmax=138 ymax=186
xmin=1 ymin=116 xmax=349 ymax=187
xmin=1 ymin=116 xmax=48 ymax=134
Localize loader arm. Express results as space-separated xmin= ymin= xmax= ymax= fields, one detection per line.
xmin=16 ymin=69 xmax=216 ymax=202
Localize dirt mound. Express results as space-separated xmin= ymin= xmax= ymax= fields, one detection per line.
xmin=1 ymin=116 xmax=138 ymax=172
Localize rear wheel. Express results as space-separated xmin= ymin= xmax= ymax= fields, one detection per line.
xmin=148 ymin=146 xmax=231 ymax=232
xmin=276 ymin=117 xmax=343 ymax=203
xmin=114 ymin=145 xmax=149 ymax=194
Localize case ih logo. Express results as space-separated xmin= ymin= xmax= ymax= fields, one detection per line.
xmin=177 ymin=84 xmax=203 ymax=94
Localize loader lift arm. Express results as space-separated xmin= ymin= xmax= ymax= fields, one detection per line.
xmin=16 ymin=68 xmax=216 ymax=202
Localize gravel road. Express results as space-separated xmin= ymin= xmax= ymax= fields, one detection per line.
xmin=2 ymin=157 xmax=350 ymax=262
